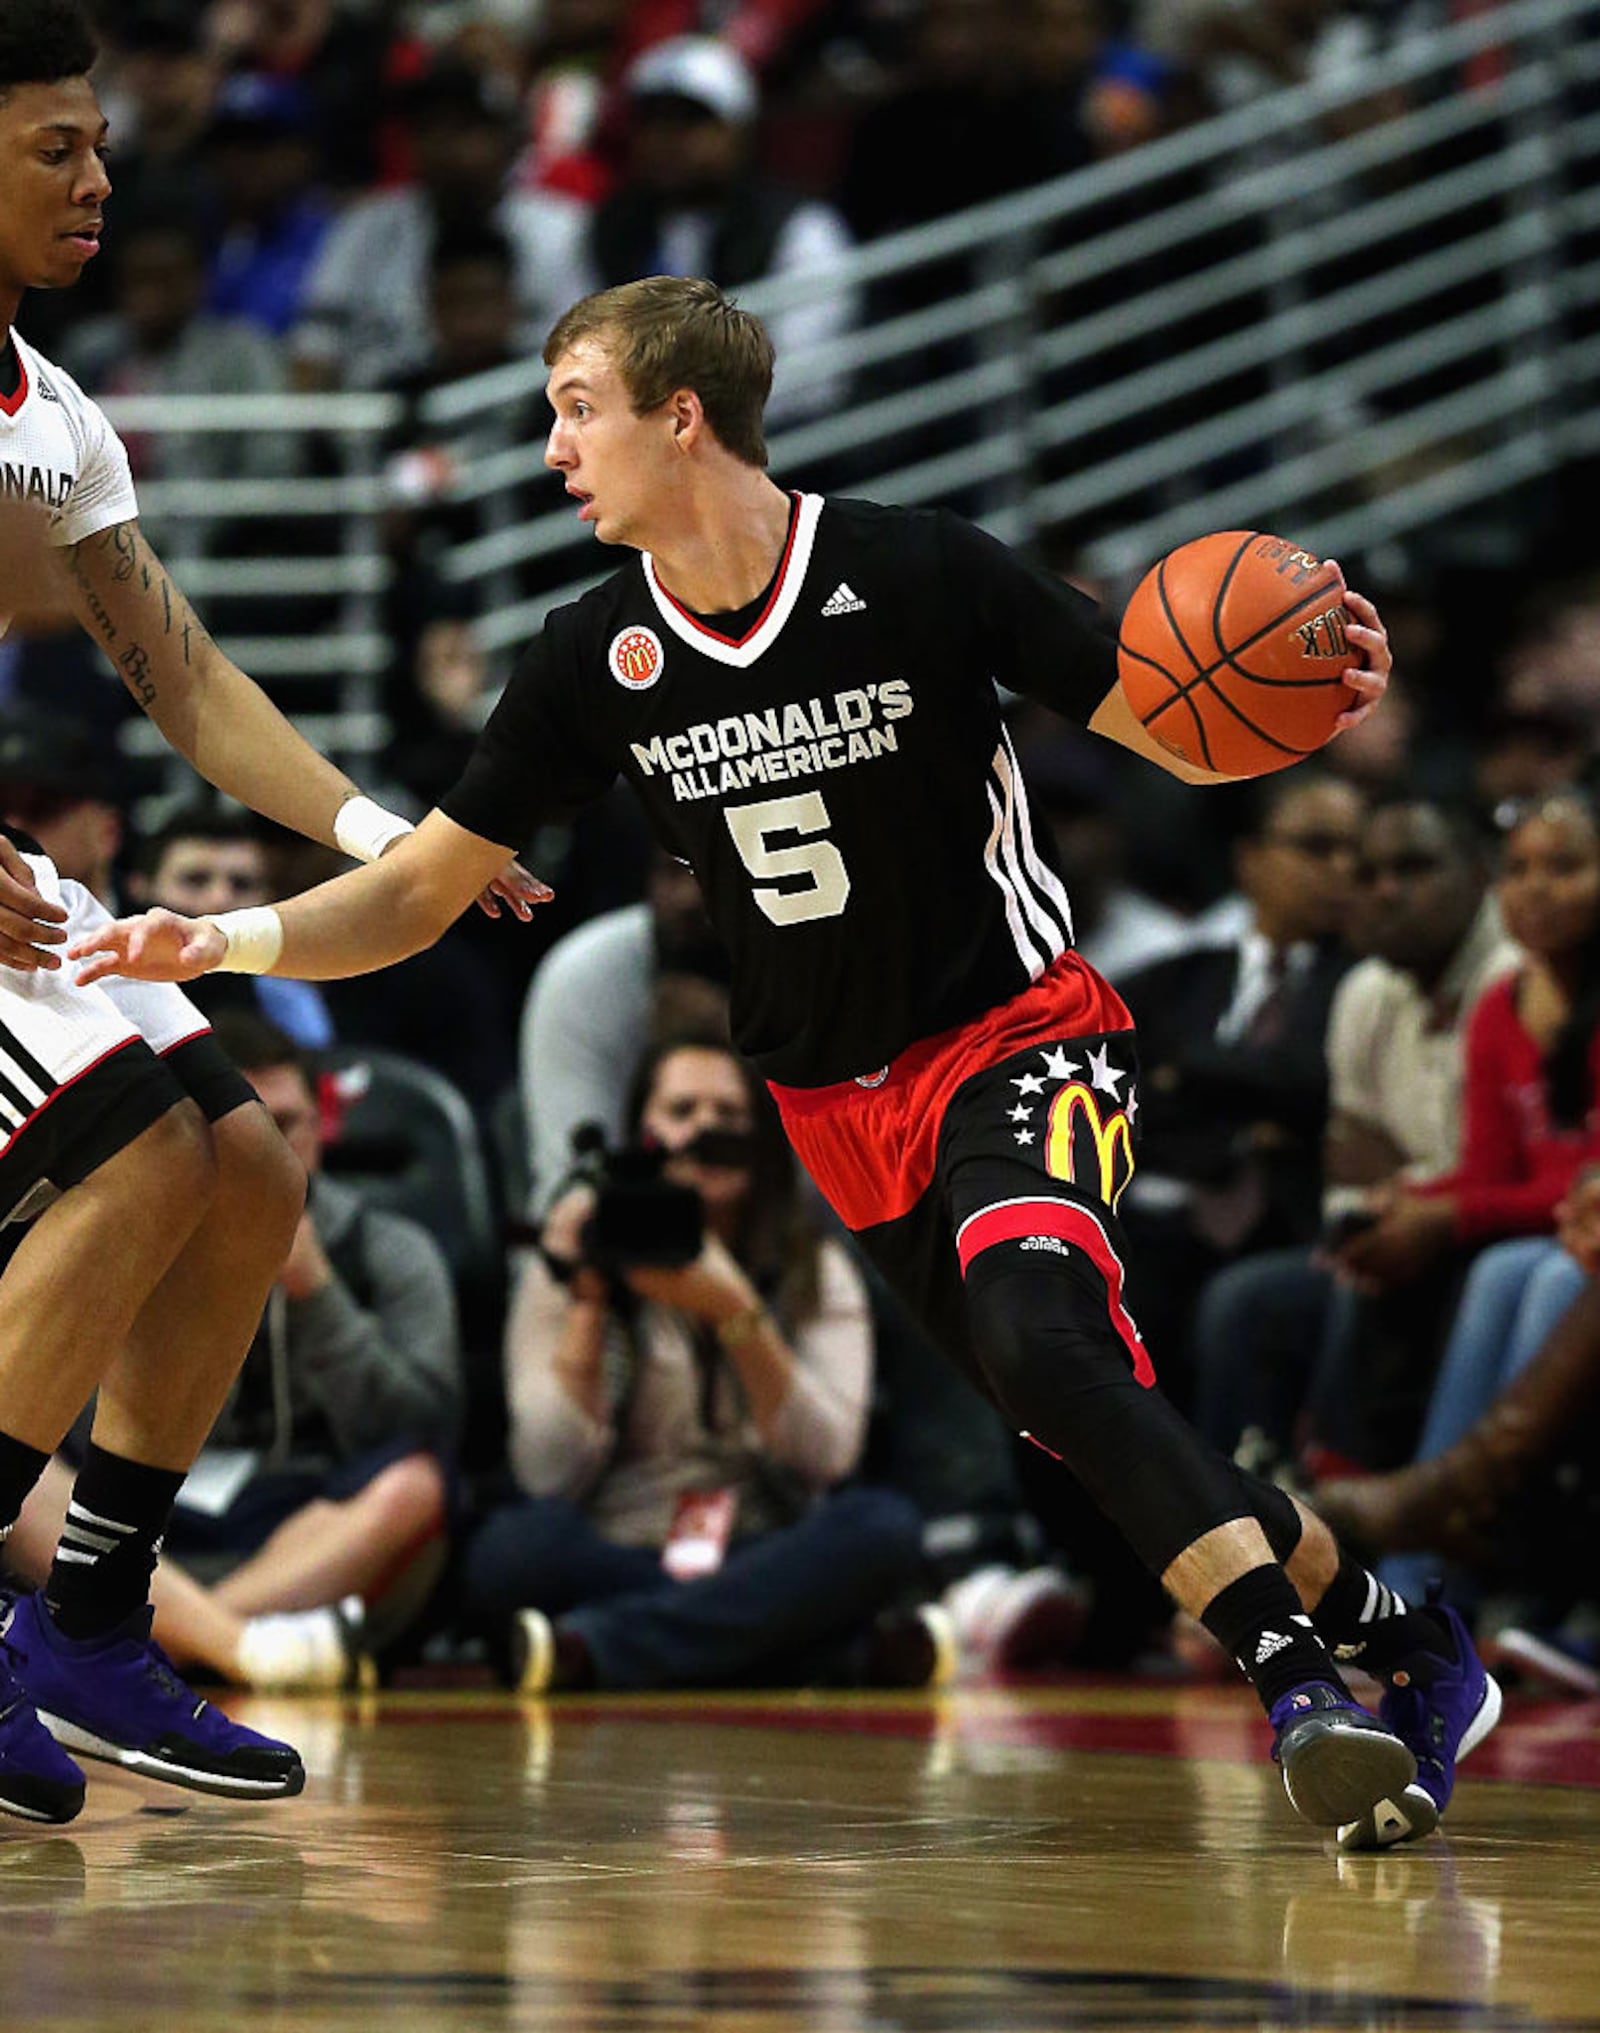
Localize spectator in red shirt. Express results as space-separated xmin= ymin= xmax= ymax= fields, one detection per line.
xmin=1329 ymin=790 xmax=1600 ymax=1292
xmin=1316 ymin=792 xmax=1600 ymax=1600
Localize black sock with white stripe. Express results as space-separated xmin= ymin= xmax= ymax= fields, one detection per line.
xmin=1309 ymin=1550 xmax=1457 ymax=1678
xmin=1200 ymin=1565 xmax=1344 ymax=1714
xmin=45 ymin=1447 xmax=184 ymax=1640
xmin=0 ymin=1427 xmax=50 ymax=1539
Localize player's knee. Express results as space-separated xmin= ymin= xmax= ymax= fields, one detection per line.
xmin=210 ymin=1099 xmax=306 ymax=1249
xmin=137 ymin=1099 xmax=220 ymax=1212
xmin=963 ymin=1245 xmax=1139 ymax=1423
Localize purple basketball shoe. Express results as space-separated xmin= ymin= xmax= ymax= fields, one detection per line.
xmin=1271 ymin=1680 xmax=1417 ymax=1831
xmin=0 ymin=1600 xmax=85 ymax=1824
xmin=3 ymin=1592 xmax=304 ymax=1800
xmin=1336 ymin=1597 xmax=1502 ymax=1852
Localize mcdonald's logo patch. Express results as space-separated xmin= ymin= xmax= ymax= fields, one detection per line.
xmin=609 ymin=625 xmax=664 ymax=690
xmin=1044 ymin=1081 xmax=1135 ymax=1212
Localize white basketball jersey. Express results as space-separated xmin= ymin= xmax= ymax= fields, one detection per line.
xmin=0 ymin=327 xmax=138 ymax=640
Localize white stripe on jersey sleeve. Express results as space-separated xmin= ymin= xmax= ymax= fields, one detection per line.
xmin=989 ymin=744 xmax=1070 ymax=970
xmin=1000 ymin=729 xmax=1076 ymax=947
xmin=984 ymin=777 xmax=1050 ymax=978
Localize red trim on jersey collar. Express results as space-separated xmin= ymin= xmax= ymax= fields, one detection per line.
xmin=0 ymin=339 xmax=28 ymax=418
xmin=648 ymin=492 xmax=801 ymax=649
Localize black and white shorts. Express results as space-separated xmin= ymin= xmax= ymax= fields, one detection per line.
xmin=0 ymin=847 xmax=254 ymax=1226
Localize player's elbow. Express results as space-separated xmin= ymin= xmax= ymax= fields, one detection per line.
xmin=391 ymin=878 xmax=462 ymax=959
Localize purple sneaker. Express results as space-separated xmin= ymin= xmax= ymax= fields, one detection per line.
xmin=1337 ymin=1598 xmax=1502 ymax=1853
xmin=2 ymin=1593 xmax=304 ymax=1801
xmin=1271 ymin=1680 xmax=1417 ymax=1831
xmin=0 ymin=1605 xmax=85 ymax=1824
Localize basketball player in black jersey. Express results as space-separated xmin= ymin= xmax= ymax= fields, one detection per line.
xmin=80 ymin=276 xmax=1502 ymax=1850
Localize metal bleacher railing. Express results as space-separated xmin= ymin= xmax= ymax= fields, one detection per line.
xmin=107 ymin=0 xmax=1600 ymax=787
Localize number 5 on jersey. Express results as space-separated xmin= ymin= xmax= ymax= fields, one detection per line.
xmin=725 ymin=792 xmax=851 ymax=926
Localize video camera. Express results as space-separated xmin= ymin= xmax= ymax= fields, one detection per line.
xmin=566 ymin=1124 xmax=706 ymax=1274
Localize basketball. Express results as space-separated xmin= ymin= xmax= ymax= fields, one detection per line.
xmin=1116 ymin=531 xmax=1358 ymax=777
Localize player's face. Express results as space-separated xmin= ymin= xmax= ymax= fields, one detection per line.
xmin=544 ymin=339 xmax=678 ymax=549
xmin=0 ymin=77 xmax=110 ymax=300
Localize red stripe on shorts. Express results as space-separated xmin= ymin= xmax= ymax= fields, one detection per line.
xmin=955 ymin=1195 xmax=1155 ymax=1387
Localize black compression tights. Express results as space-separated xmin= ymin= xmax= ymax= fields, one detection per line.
xmin=963 ymin=1244 xmax=1304 ymax=1580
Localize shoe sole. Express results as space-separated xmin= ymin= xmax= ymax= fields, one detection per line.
xmin=39 ymin=1712 xmax=305 ymax=1800
xmin=1335 ymin=1670 xmax=1503 ymax=1853
xmin=1281 ymin=1717 xmax=1417 ymax=1827
xmin=0 ymin=1785 xmax=84 ymax=1825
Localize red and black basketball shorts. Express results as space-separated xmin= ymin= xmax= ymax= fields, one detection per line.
xmin=0 ymin=849 xmax=254 ymax=1227
xmin=771 ymin=951 xmax=1152 ymax=1397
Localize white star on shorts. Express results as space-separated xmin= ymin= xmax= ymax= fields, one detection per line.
xmin=1012 ymin=1072 xmax=1046 ymax=1096
xmin=1087 ymin=1043 xmax=1126 ymax=1098
xmin=1041 ymin=1046 xmax=1081 ymax=1081
xmin=1014 ymin=1129 xmax=1035 ymax=1146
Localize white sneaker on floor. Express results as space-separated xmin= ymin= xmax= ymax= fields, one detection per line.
xmin=942 ymin=1563 xmax=1088 ymax=1673
xmin=236 ymin=1598 xmax=370 ymax=1692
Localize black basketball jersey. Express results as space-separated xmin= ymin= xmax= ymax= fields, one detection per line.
xmin=442 ymin=493 xmax=1118 ymax=1086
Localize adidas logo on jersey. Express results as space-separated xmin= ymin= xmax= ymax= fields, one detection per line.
xmin=821 ymin=582 xmax=867 ymax=616
xmin=1254 ymin=1629 xmax=1293 ymax=1664
xmin=35 ymin=373 xmax=59 ymax=403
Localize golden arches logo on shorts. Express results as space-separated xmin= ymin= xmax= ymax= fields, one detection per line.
xmin=609 ymin=625 xmax=664 ymax=690
xmin=1044 ymin=1081 xmax=1135 ymax=1212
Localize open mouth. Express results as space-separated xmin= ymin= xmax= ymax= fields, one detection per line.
xmin=567 ymin=486 xmax=595 ymax=522
xmin=62 ymin=225 xmax=102 ymax=257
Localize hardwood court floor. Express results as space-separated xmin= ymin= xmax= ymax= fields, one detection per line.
xmin=4 ymin=1677 xmax=1599 ymax=2032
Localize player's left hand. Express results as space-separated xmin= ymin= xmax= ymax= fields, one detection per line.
xmin=1328 ymin=575 xmax=1391 ymax=732
xmin=475 ymin=859 xmax=554 ymax=921
xmin=68 ymin=907 xmax=225 ymax=985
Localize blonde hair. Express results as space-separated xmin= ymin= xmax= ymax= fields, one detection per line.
xmin=544 ymin=277 xmax=775 ymax=467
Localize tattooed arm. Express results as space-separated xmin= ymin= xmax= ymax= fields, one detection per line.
xmin=65 ymin=519 xmax=364 ymax=848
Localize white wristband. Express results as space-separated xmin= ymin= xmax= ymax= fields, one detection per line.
xmin=211 ymin=906 xmax=284 ymax=975
xmin=334 ymin=795 xmax=414 ymax=864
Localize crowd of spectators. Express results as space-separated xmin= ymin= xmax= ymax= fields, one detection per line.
xmin=3 ymin=0 xmax=1599 ymax=1699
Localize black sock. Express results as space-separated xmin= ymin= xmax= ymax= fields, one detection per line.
xmin=45 ymin=1446 xmax=185 ymax=1640
xmin=1309 ymin=1550 xmax=1455 ymax=1678
xmin=0 ymin=1428 xmax=50 ymax=1544
xmin=1201 ymin=1565 xmax=1345 ymax=1714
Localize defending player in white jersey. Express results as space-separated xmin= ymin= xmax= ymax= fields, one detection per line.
xmin=0 ymin=0 xmax=544 ymax=1825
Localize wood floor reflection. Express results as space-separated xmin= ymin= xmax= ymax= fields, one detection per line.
xmin=4 ymin=1681 xmax=1599 ymax=2032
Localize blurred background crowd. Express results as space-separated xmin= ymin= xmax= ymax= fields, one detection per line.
xmin=3 ymin=0 xmax=1600 ymax=1705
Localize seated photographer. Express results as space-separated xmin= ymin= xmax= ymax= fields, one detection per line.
xmin=463 ymin=1036 xmax=944 ymax=1691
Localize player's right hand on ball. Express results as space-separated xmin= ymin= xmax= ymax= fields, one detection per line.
xmin=69 ymin=907 xmax=226 ymax=985
xmin=0 ymin=835 xmax=68 ymax=972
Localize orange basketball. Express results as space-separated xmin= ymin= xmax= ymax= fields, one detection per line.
xmin=1116 ymin=531 xmax=1358 ymax=777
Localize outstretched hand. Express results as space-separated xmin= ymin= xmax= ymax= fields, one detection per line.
xmin=0 ymin=835 xmax=69 ymax=972
xmin=1330 ymin=575 xmax=1392 ymax=732
xmin=475 ymin=859 xmax=554 ymax=921
xmin=69 ymin=907 xmax=226 ymax=985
